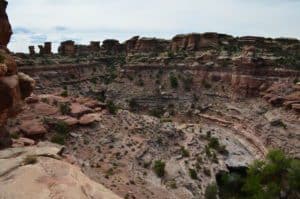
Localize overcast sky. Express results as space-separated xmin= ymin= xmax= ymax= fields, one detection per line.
xmin=6 ymin=0 xmax=300 ymax=52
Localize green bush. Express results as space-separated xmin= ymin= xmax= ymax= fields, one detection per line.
xmin=169 ymin=73 xmax=178 ymax=88
xmin=60 ymin=90 xmax=68 ymax=97
xmin=181 ymin=146 xmax=190 ymax=157
xmin=149 ymin=107 xmax=164 ymax=118
xmin=51 ymin=133 xmax=66 ymax=145
xmin=205 ymin=183 xmax=218 ymax=199
xmin=217 ymin=149 xmax=300 ymax=199
xmin=153 ymin=160 xmax=166 ymax=178
xmin=24 ymin=155 xmax=38 ymax=165
xmin=129 ymin=98 xmax=138 ymax=111
xmin=183 ymin=76 xmax=193 ymax=91
xmin=189 ymin=168 xmax=198 ymax=180
xmin=107 ymin=101 xmax=118 ymax=115
xmin=59 ymin=103 xmax=71 ymax=115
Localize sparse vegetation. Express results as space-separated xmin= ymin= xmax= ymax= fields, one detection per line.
xmin=107 ymin=100 xmax=118 ymax=115
xmin=205 ymin=183 xmax=218 ymax=199
xmin=149 ymin=107 xmax=164 ymax=118
xmin=189 ymin=168 xmax=198 ymax=180
xmin=182 ymin=76 xmax=193 ymax=91
xmin=59 ymin=102 xmax=71 ymax=115
xmin=60 ymin=90 xmax=68 ymax=97
xmin=217 ymin=149 xmax=300 ymax=199
xmin=181 ymin=146 xmax=190 ymax=157
xmin=153 ymin=160 xmax=166 ymax=178
xmin=23 ymin=155 xmax=38 ymax=165
xmin=169 ymin=73 xmax=178 ymax=88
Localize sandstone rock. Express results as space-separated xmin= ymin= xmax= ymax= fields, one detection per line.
xmin=125 ymin=36 xmax=139 ymax=53
xmin=134 ymin=37 xmax=170 ymax=53
xmin=56 ymin=115 xmax=78 ymax=127
xmin=20 ymin=119 xmax=47 ymax=137
xmin=292 ymin=104 xmax=300 ymax=111
xmin=33 ymin=102 xmax=58 ymax=116
xmin=102 ymin=39 xmax=125 ymax=54
xmin=18 ymin=72 xmax=35 ymax=99
xmin=28 ymin=46 xmax=35 ymax=55
xmin=59 ymin=40 xmax=76 ymax=56
xmin=0 ymin=0 xmax=12 ymax=47
xmin=38 ymin=42 xmax=52 ymax=55
xmin=25 ymin=94 xmax=39 ymax=104
xmin=0 ymin=0 xmax=34 ymax=148
xmin=89 ymin=41 xmax=100 ymax=52
xmin=79 ymin=113 xmax=97 ymax=125
xmin=0 ymin=144 xmax=122 ymax=199
xmin=70 ymin=103 xmax=92 ymax=118
xmin=12 ymin=137 xmax=35 ymax=147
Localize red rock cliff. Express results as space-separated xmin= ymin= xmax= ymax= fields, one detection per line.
xmin=0 ymin=0 xmax=35 ymax=148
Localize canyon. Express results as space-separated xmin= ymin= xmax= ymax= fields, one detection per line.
xmin=1 ymin=0 xmax=300 ymax=198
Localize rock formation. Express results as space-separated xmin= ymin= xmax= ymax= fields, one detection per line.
xmin=0 ymin=0 xmax=35 ymax=149
xmin=38 ymin=42 xmax=52 ymax=55
xmin=102 ymin=39 xmax=125 ymax=54
xmin=28 ymin=45 xmax=35 ymax=55
xmin=89 ymin=41 xmax=100 ymax=52
xmin=58 ymin=40 xmax=76 ymax=56
xmin=0 ymin=0 xmax=12 ymax=48
xmin=0 ymin=143 xmax=122 ymax=199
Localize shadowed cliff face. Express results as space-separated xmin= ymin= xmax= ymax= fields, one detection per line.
xmin=0 ymin=0 xmax=12 ymax=48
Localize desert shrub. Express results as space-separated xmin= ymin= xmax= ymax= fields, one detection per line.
xmin=129 ymin=98 xmax=138 ymax=111
xmin=137 ymin=78 xmax=144 ymax=86
xmin=53 ymin=121 xmax=69 ymax=135
xmin=59 ymin=103 xmax=71 ymax=115
xmin=60 ymin=90 xmax=68 ymax=97
xmin=169 ymin=73 xmax=178 ymax=88
xmin=149 ymin=107 xmax=164 ymax=118
xmin=208 ymin=137 xmax=220 ymax=150
xmin=181 ymin=146 xmax=190 ymax=157
xmin=24 ymin=155 xmax=38 ymax=165
xmin=90 ymin=77 xmax=97 ymax=84
xmin=217 ymin=149 xmax=300 ymax=199
xmin=46 ymin=120 xmax=70 ymax=145
xmin=51 ymin=133 xmax=66 ymax=145
xmin=153 ymin=160 xmax=166 ymax=178
xmin=183 ymin=76 xmax=193 ymax=91
xmin=189 ymin=168 xmax=198 ymax=180
xmin=107 ymin=100 xmax=118 ymax=115
xmin=10 ymin=131 xmax=20 ymax=139
xmin=205 ymin=183 xmax=218 ymax=199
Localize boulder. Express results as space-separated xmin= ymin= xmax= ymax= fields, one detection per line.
xmin=70 ymin=103 xmax=92 ymax=118
xmin=12 ymin=137 xmax=35 ymax=147
xmin=79 ymin=113 xmax=97 ymax=125
xmin=33 ymin=102 xmax=58 ymax=116
xmin=55 ymin=115 xmax=78 ymax=127
xmin=20 ymin=120 xmax=47 ymax=137
xmin=0 ymin=143 xmax=122 ymax=199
